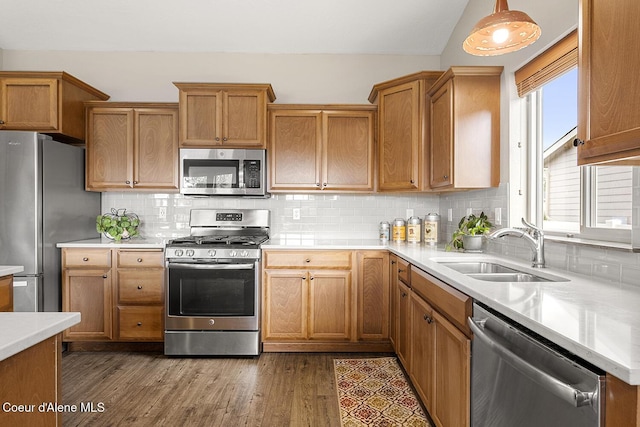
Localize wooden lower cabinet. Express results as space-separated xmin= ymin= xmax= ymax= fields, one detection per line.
xmin=389 ymin=255 xmax=398 ymax=349
xmin=262 ymin=250 xmax=391 ymax=352
xmin=410 ymin=291 xmax=435 ymax=410
xmin=62 ymin=248 xmax=164 ymax=343
xmin=0 ymin=275 xmax=14 ymax=312
xmin=397 ymin=281 xmax=411 ymax=369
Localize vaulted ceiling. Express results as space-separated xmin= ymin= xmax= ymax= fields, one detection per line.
xmin=0 ymin=0 xmax=469 ymax=55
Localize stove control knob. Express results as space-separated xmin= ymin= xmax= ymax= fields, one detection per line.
xmin=186 ymin=249 xmax=195 ymax=257
xmin=208 ymin=250 xmax=216 ymax=257
xmin=174 ymin=249 xmax=184 ymax=257
xmin=229 ymin=250 xmax=238 ymax=257
xmin=240 ymin=250 xmax=249 ymax=257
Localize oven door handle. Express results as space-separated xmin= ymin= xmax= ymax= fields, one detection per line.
xmin=468 ymin=316 xmax=596 ymax=408
xmin=168 ymin=262 xmax=255 ymax=270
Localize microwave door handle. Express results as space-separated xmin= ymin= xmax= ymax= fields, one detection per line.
xmin=468 ymin=317 xmax=596 ymax=408
xmin=168 ymin=263 xmax=255 ymax=270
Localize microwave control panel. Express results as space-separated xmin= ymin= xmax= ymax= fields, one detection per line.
xmin=244 ymin=160 xmax=262 ymax=188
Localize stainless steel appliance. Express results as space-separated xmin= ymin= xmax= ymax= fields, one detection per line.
xmin=165 ymin=209 xmax=270 ymax=356
xmin=469 ymin=302 xmax=605 ymax=427
xmin=0 ymin=131 xmax=101 ymax=311
xmin=179 ymin=148 xmax=267 ymax=197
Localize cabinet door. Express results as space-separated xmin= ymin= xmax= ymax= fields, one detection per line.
xmin=323 ymin=110 xmax=375 ymax=191
xmin=0 ymin=78 xmax=58 ymax=130
xmin=389 ymin=255 xmax=398 ymax=349
xmin=356 ymin=251 xmax=389 ymax=340
xmin=308 ymin=270 xmax=351 ymax=340
xmin=0 ymin=275 xmax=13 ymax=312
xmin=134 ymin=108 xmax=179 ymax=190
xmin=224 ymin=90 xmax=267 ymax=147
xmin=432 ymin=310 xmax=470 ymax=427
xmin=430 ymin=80 xmax=453 ymax=188
xmin=179 ymin=88 xmax=223 ymax=147
xmin=269 ymin=109 xmax=322 ymax=191
xmin=86 ymin=107 xmax=134 ymax=190
xmin=263 ymin=270 xmax=308 ymax=340
xmin=62 ymin=269 xmax=112 ymax=340
xmin=410 ymin=292 xmax=435 ymax=412
xmin=397 ymin=281 xmax=411 ymax=370
xmin=578 ymin=0 xmax=640 ymax=165
xmin=378 ymin=81 xmax=420 ymax=191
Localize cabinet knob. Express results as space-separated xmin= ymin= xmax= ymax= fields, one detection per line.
xmin=424 ymin=315 xmax=433 ymax=324
xmin=398 ymin=268 xmax=406 ymax=273
xmin=125 ymin=180 xmax=131 ymax=184
xmin=410 ymin=179 xmax=415 ymax=184
xmin=223 ymin=137 xmax=228 ymax=142
xmin=305 ymin=258 xmax=311 ymax=263
xmin=82 ymin=257 xmax=89 ymax=261
xmin=391 ymin=260 xmax=396 ymax=265
xmin=443 ymin=175 xmax=448 ymax=180
xmin=137 ymin=258 xmax=143 ymax=263
xmin=310 ymin=276 xmax=314 ymax=280
xmin=573 ymin=138 xmax=585 ymax=147
xmin=401 ymin=292 xmax=407 ymax=298
xmin=315 ymin=183 xmax=321 ymax=187
xmin=0 ymin=120 xmax=5 ymax=124
xmin=137 ymin=285 xmax=143 ymax=290
xmin=133 ymin=181 xmax=138 ymax=185
xmin=102 ymin=274 xmax=108 ymax=279
xmin=322 ymin=183 xmax=327 ymax=188
xmin=215 ymin=137 xmax=220 ymax=141
xmin=137 ymin=322 xmax=142 ymax=327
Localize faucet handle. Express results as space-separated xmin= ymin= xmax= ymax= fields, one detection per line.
xmin=521 ymin=218 xmax=543 ymax=236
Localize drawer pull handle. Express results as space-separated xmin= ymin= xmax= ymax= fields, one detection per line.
xmin=137 ymin=285 xmax=143 ymax=290
xmin=424 ymin=315 xmax=433 ymax=324
xmin=137 ymin=322 xmax=142 ymax=326
xmin=310 ymin=276 xmax=314 ymax=280
xmin=137 ymin=258 xmax=143 ymax=262
xmin=398 ymin=268 xmax=406 ymax=273
xmin=102 ymin=274 xmax=108 ymax=279
xmin=83 ymin=257 xmax=89 ymax=261
xmin=401 ymin=292 xmax=407 ymax=298
xmin=305 ymin=259 xmax=311 ymax=263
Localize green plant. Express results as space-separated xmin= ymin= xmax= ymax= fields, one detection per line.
xmin=96 ymin=209 xmax=140 ymax=241
xmin=446 ymin=212 xmax=493 ymax=251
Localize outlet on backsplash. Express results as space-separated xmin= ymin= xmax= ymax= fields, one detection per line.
xmin=158 ymin=207 xmax=167 ymax=220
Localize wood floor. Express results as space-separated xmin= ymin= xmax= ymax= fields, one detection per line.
xmin=61 ymin=351 xmax=393 ymax=427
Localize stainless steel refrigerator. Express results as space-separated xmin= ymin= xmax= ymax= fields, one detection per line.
xmin=0 ymin=131 xmax=100 ymax=312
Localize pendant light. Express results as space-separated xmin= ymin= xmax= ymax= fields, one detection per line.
xmin=463 ymin=0 xmax=541 ymax=56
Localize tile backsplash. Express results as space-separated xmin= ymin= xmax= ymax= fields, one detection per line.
xmin=103 ymin=182 xmax=640 ymax=288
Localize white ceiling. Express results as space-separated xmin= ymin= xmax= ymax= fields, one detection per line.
xmin=0 ymin=0 xmax=469 ymax=55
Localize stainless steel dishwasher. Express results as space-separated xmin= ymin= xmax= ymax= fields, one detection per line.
xmin=469 ymin=303 xmax=605 ymax=427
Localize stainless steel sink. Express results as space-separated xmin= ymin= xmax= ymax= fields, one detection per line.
xmin=439 ymin=262 xmax=518 ymax=274
xmin=467 ymin=272 xmax=550 ymax=282
xmin=438 ymin=261 xmax=569 ymax=283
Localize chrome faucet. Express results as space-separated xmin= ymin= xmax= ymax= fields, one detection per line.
xmin=487 ymin=218 xmax=546 ymax=268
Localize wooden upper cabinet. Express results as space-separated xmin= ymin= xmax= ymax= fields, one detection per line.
xmin=174 ymin=82 xmax=275 ymax=148
xmin=268 ymin=104 xmax=376 ymax=192
xmin=428 ymin=66 xmax=502 ymax=190
xmin=85 ymin=102 xmax=179 ymax=191
xmin=0 ymin=71 xmax=109 ymax=144
xmin=577 ymin=0 xmax=640 ymax=165
xmin=369 ymin=71 xmax=443 ymax=192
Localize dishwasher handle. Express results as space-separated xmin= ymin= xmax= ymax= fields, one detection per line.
xmin=468 ymin=316 xmax=597 ymax=408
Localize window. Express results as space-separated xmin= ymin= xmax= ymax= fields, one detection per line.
xmin=516 ymin=31 xmax=633 ymax=243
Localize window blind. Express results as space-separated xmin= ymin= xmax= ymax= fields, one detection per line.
xmin=515 ymin=30 xmax=577 ymax=98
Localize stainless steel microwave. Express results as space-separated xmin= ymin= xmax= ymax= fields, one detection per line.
xmin=179 ymin=148 xmax=267 ymax=196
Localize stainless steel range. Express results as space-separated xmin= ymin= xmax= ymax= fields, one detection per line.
xmin=164 ymin=209 xmax=270 ymax=356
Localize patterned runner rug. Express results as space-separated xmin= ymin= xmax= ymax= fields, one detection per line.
xmin=333 ymin=357 xmax=431 ymax=427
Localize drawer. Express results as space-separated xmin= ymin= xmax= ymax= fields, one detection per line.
xmin=411 ymin=266 xmax=471 ymax=335
xmin=63 ymin=248 xmax=111 ymax=268
xmin=264 ymin=250 xmax=352 ymax=269
xmin=117 ymin=250 xmax=164 ymax=268
xmin=118 ymin=270 xmax=164 ymax=304
xmin=117 ymin=306 xmax=164 ymax=340
xmin=397 ymin=257 xmax=410 ymax=285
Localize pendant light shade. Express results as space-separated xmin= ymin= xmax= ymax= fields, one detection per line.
xmin=463 ymin=0 xmax=541 ymax=56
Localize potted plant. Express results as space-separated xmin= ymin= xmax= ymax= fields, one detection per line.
xmin=96 ymin=208 xmax=140 ymax=241
xmin=446 ymin=212 xmax=493 ymax=252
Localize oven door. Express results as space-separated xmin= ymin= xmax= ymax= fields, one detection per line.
xmin=166 ymin=260 xmax=260 ymax=331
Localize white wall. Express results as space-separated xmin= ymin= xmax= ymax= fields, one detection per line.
xmin=1 ymin=50 xmax=439 ymax=103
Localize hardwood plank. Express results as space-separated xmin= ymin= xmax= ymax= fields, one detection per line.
xmin=62 ymin=351 xmax=393 ymax=426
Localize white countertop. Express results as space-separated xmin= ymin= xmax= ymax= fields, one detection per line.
xmin=264 ymin=239 xmax=640 ymax=385
xmin=0 ymin=312 xmax=80 ymax=361
xmin=57 ymin=237 xmax=166 ymax=249
xmin=0 ymin=265 xmax=24 ymax=277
